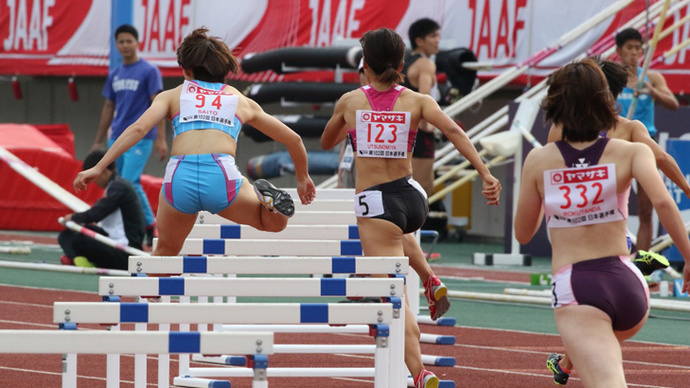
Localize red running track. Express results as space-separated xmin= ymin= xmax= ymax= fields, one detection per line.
xmin=1 ymin=284 xmax=689 ymax=387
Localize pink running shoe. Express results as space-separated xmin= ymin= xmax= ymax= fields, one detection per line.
xmin=414 ymin=369 xmax=440 ymax=388
xmin=59 ymin=255 xmax=73 ymax=266
xmin=423 ymin=275 xmax=450 ymax=321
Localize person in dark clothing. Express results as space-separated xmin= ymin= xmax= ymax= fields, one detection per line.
xmin=59 ymin=149 xmax=145 ymax=270
xmin=402 ymin=18 xmax=441 ymax=198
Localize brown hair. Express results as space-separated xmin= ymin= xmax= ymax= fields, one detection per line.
xmin=176 ymin=27 xmax=238 ymax=82
xmin=541 ymin=59 xmax=617 ymax=142
xmin=588 ymin=55 xmax=630 ymax=99
xmin=360 ymin=28 xmax=405 ymax=84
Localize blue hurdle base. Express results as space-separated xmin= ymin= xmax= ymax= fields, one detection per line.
xmin=407 ymin=377 xmax=456 ymax=387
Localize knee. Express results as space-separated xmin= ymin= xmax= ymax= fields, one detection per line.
xmin=405 ymin=316 xmax=421 ymax=339
xmin=259 ymin=213 xmax=288 ymax=232
xmin=638 ymin=207 xmax=653 ymax=220
xmin=152 ymin=239 xmax=183 ymax=256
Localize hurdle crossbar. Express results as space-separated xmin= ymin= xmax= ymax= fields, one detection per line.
xmin=197 ymin=210 xmax=357 ymax=225
xmin=99 ymin=276 xmax=405 ymax=298
xmin=128 ymin=256 xmax=407 ymax=275
xmin=0 ymin=330 xmax=272 ymax=355
xmin=187 ymin=223 xmax=360 ymax=240
xmin=168 ymin=238 xmax=362 ymax=256
xmin=54 ymin=302 xmax=393 ymax=326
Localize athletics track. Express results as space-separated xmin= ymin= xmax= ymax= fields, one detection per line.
xmin=1 ymin=267 xmax=689 ymax=387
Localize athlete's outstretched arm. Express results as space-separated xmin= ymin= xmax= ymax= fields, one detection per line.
xmin=420 ymin=94 xmax=501 ymax=205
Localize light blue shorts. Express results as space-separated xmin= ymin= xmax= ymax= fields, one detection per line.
xmin=162 ymin=153 xmax=243 ymax=214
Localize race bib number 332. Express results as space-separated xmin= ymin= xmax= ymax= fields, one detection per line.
xmin=543 ymin=164 xmax=623 ymax=228
xmin=355 ymin=110 xmax=410 ymax=158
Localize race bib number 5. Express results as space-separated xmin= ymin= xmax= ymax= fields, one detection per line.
xmin=179 ymin=80 xmax=238 ymax=126
xmin=543 ymin=164 xmax=623 ymax=228
xmin=355 ymin=110 xmax=410 ymax=158
xmin=354 ymin=190 xmax=385 ymax=218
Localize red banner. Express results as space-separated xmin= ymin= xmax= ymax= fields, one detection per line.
xmin=1 ymin=0 xmax=688 ymax=93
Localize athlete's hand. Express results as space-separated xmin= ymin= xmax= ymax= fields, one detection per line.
xmin=683 ymin=265 xmax=690 ymax=294
xmin=153 ymin=138 xmax=168 ymax=161
xmin=481 ymin=174 xmax=501 ymax=206
xmin=73 ymin=168 xmax=100 ymax=192
xmin=297 ymin=176 xmax=316 ymax=205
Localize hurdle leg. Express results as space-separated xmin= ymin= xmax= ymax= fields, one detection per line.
xmin=62 ymin=353 xmax=77 ymax=388
xmin=59 ymin=323 xmax=77 ymax=388
xmin=105 ymin=324 xmax=120 ymax=388
xmin=372 ymin=324 xmax=390 ymax=388
xmin=158 ymin=296 xmax=171 ymax=388
xmin=250 ymin=354 xmax=269 ymax=388
xmin=408 ymin=267 xmax=421 ymax=316
xmin=134 ymin=297 xmax=148 ymax=387
xmin=178 ymin=296 xmax=191 ymax=376
xmin=389 ymin=296 xmax=406 ymax=387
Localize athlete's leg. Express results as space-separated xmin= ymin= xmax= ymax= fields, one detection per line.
xmin=359 ymin=218 xmax=429 ymax=381
xmin=118 ymin=139 xmax=156 ymax=227
xmin=403 ymin=233 xmax=449 ymax=320
xmin=215 ymin=179 xmax=288 ymax=232
xmin=403 ymin=233 xmax=432 ymax=281
xmin=153 ymin=192 xmax=197 ymax=256
xmin=555 ymin=305 xmax=627 ymax=388
xmin=412 ymin=157 xmax=435 ymax=197
xmin=636 ymin=184 xmax=653 ymax=252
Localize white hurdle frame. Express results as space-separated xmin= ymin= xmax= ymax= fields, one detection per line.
xmin=97 ymin=275 xmax=406 ymax=388
xmin=186 ymin=224 xmax=359 ymax=240
xmin=0 ymin=330 xmax=273 ymax=388
xmin=186 ymin=187 xmax=453 ymax=377
xmin=198 ymin=210 xmax=357 ymax=225
xmin=166 ymin=238 xmax=363 ymax=256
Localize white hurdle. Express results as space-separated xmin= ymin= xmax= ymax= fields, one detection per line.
xmin=98 ymin=275 xmax=406 ymax=387
xmin=187 ymin=188 xmax=455 ymax=377
xmin=0 ymin=330 xmax=273 ymax=388
xmin=198 ymin=210 xmax=357 ymax=225
xmin=167 ymin=238 xmax=362 ymax=256
xmin=129 ymin=255 xmax=406 ymax=275
xmin=187 ymin=224 xmax=359 ymax=240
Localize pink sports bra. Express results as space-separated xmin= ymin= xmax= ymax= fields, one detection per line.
xmin=347 ymin=85 xmax=417 ymax=152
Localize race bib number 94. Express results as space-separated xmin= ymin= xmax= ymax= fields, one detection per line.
xmin=543 ymin=163 xmax=623 ymax=228
xmin=355 ymin=110 xmax=410 ymax=158
xmin=179 ymin=80 xmax=238 ymax=126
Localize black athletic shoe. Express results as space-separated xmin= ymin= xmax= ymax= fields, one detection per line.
xmin=546 ymin=353 xmax=570 ymax=386
xmin=633 ymin=250 xmax=669 ymax=276
xmin=253 ymin=179 xmax=295 ymax=217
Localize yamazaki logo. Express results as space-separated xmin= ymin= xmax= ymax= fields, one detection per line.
xmin=362 ymin=112 xmax=406 ymax=123
xmin=1 ymin=0 xmax=90 ymax=52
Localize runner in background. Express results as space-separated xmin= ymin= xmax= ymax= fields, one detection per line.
xmin=615 ymin=28 xmax=679 ymax=254
xmin=402 ymin=18 xmax=442 ymax=198
xmin=92 ymin=24 xmax=168 ymax=247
